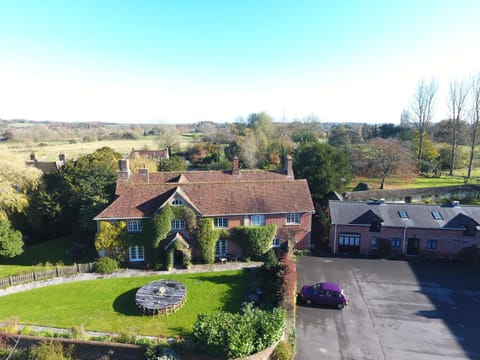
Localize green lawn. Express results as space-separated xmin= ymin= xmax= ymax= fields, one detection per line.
xmin=0 ymin=270 xmax=248 ymax=337
xmin=0 ymin=234 xmax=97 ymax=277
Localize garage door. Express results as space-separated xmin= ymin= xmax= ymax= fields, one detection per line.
xmin=338 ymin=233 xmax=360 ymax=254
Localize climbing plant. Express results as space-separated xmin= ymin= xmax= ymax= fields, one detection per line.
xmin=196 ymin=218 xmax=219 ymax=264
xmin=94 ymin=221 xmax=126 ymax=257
xmin=231 ymin=224 xmax=277 ymax=260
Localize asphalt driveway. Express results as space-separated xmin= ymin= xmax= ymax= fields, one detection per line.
xmin=295 ymin=256 xmax=480 ymax=360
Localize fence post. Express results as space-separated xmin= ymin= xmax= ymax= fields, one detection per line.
xmin=33 ymin=271 xmax=37 ymax=281
xmin=9 ymin=276 xmax=13 ymax=286
xmin=56 ymin=267 xmax=60 ymax=277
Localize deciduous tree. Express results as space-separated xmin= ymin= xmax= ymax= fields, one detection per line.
xmin=352 ymin=138 xmax=415 ymax=189
xmin=468 ymin=74 xmax=480 ymax=178
xmin=409 ymin=78 xmax=438 ymax=172
xmin=0 ymin=219 xmax=23 ymax=258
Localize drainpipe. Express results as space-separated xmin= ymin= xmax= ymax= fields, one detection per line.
xmin=402 ymin=225 xmax=407 ymax=255
xmin=333 ymin=223 xmax=338 ymax=255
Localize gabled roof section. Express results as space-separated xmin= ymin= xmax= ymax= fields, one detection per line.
xmin=329 ymin=200 xmax=480 ymax=230
xmin=351 ymin=209 xmax=383 ymax=225
xmin=164 ymin=232 xmax=190 ymax=250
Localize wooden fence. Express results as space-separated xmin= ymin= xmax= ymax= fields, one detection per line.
xmin=0 ymin=262 xmax=95 ymax=288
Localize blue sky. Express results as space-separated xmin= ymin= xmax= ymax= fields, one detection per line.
xmin=1 ymin=0 xmax=479 ymax=124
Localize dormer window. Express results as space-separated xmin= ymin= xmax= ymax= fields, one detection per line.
xmin=398 ymin=210 xmax=409 ymax=219
xmin=172 ymin=199 xmax=183 ymax=206
xmin=369 ymin=221 xmax=381 ymax=232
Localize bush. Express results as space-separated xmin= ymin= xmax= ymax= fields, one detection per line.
xmin=145 ymin=345 xmax=182 ymax=360
xmin=263 ymin=248 xmax=279 ymax=273
xmin=191 ymin=303 xmax=286 ymax=359
xmin=272 ymin=340 xmax=293 ymax=360
xmin=28 ymin=340 xmax=75 ymax=360
xmin=94 ymin=257 xmax=119 ymax=274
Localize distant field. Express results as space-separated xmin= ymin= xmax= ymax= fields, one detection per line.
xmin=0 ymin=136 xmax=193 ymax=160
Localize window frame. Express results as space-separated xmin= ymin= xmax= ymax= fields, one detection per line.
xmin=251 ymin=214 xmax=266 ymax=226
xmin=213 ymin=217 xmax=228 ymax=228
xmin=432 ymin=211 xmax=443 ymax=220
xmin=391 ymin=238 xmax=401 ymax=248
xmin=171 ymin=218 xmax=186 ymax=230
xmin=272 ymin=237 xmax=281 ymax=248
xmin=126 ymin=220 xmax=143 ymax=233
xmin=215 ymin=239 xmax=228 ymax=257
xmin=426 ymin=239 xmax=438 ymax=250
xmin=171 ymin=199 xmax=183 ymax=206
xmin=129 ymin=245 xmax=145 ymax=262
xmin=398 ymin=210 xmax=409 ymax=219
xmin=286 ymin=213 xmax=301 ymax=225
xmin=370 ymin=236 xmax=377 ymax=248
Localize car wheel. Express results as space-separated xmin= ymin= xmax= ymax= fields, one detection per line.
xmin=337 ymin=303 xmax=344 ymax=310
xmin=306 ymin=299 xmax=312 ymax=306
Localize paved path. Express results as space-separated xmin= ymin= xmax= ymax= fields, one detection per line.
xmin=0 ymin=261 xmax=262 ymax=297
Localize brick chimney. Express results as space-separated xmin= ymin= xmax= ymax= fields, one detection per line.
xmin=118 ymin=159 xmax=131 ymax=179
xmin=285 ymin=155 xmax=294 ymax=178
xmin=30 ymin=152 xmax=36 ymax=161
xmin=58 ymin=153 xmax=66 ymax=162
xmin=232 ymin=156 xmax=240 ymax=176
xmin=138 ymin=166 xmax=149 ymax=183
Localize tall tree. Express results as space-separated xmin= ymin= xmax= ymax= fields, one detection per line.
xmin=0 ymin=219 xmax=24 ymax=258
xmin=352 ymin=138 xmax=415 ymax=189
xmin=446 ymin=79 xmax=469 ymax=175
xmin=28 ymin=147 xmax=121 ymax=238
xmin=468 ymin=74 xmax=480 ymax=178
xmin=410 ymin=78 xmax=438 ymax=172
xmin=293 ymin=143 xmax=352 ymax=199
xmin=157 ymin=125 xmax=182 ymax=155
xmin=0 ymin=151 xmax=42 ymax=220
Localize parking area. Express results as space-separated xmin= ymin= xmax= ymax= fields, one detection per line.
xmin=295 ymin=256 xmax=480 ymax=360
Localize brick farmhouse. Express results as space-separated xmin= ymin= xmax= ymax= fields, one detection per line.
xmin=94 ymin=157 xmax=314 ymax=266
xmin=329 ymin=200 xmax=480 ymax=258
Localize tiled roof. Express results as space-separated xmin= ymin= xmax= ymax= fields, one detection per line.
xmin=115 ymin=169 xmax=293 ymax=196
xmin=329 ymin=200 xmax=480 ymax=230
xmin=96 ymin=179 xmax=314 ymax=220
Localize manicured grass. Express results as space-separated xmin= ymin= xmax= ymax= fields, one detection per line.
xmin=0 ymin=234 xmax=97 ymax=277
xmin=0 ymin=270 xmax=249 ymax=337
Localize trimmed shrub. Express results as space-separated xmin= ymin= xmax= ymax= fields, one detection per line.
xmin=94 ymin=257 xmax=119 ymax=274
xmin=231 ymin=224 xmax=277 ymax=260
xmin=191 ymin=303 xmax=286 ymax=359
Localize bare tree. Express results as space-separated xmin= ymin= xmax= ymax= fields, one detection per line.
xmin=157 ymin=125 xmax=181 ymax=155
xmin=468 ymin=74 xmax=480 ymax=178
xmin=410 ymin=78 xmax=438 ymax=172
xmin=352 ymin=138 xmax=415 ymax=189
xmin=446 ymin=79 xmax=469 ymax=175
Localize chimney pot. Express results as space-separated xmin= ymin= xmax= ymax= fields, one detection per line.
xmin=232 ymin=156 xmax=240 ymax=176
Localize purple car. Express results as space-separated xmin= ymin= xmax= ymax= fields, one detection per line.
xmin=299 ymin=282 xmax=348 ymax=309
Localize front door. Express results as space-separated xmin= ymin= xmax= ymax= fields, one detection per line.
xmin=407 ymin=237 xmax=419 ymax=255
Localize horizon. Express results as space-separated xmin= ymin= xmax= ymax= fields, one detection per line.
xmin=1 ymin=1 xmax=480 ymax=124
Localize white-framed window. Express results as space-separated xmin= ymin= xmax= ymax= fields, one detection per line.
xmin=286 ymin=213 xmax=301 ymax=225
xmin=426 ymin=239 xmax=438 ymax=250
xmin=214 ymin=218 xmax=228 ymax=228
xmin=432 ymin=211 xmax=443 ymax=220
xmin=216 ymin=239 xmax=228 ymax=256
xmin=171 ymin=219 xmax=186 ymax=230
xmin=272 ymin=237 xmax=281 ymax=248
xmin=398 ymin=210 xmax=409 ymax=219
xmin=391 ymin=238 xmax=401 ymax=248
xmin=127 ymin=220 xmax=143 ymax=232
xmin=251 ymin=215 xmax=265 ymax=226
xmin=171 ymin=199 xmax=183 ymax=206
xmin=129 ymin=245 xmax=145 ymax=262
xmin=370 ymin=237 xmax=377 ymax=247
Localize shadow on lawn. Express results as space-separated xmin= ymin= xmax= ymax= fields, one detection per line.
xmin=112 ymin=287 xmax=140 ymax=316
